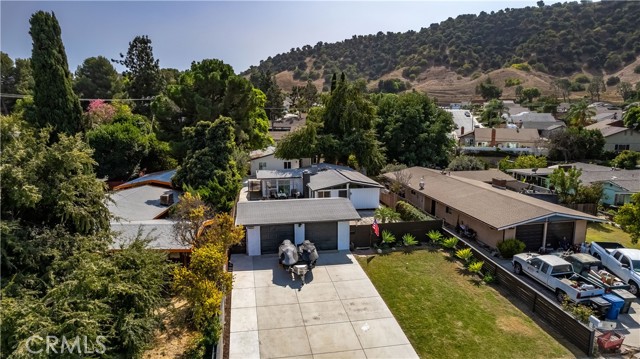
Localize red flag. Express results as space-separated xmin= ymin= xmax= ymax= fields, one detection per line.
xmin=372 ymin=219 xmax=380 ymax=237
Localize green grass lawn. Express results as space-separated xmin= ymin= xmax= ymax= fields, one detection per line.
xmin=358 ymin=250 xmax=574 ymax=359
xmin=586 ymin=222 xmax=640 ymax=249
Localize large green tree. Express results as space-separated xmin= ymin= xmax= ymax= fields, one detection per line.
xmin=549 ymin=167 xmax=582 ymax=203
xmin=566 ymin=99 xmax=596 ymax=127
xmin=548 ymin=127 xmax=604 ymax=161
xmin=475 ymin=77 xmax=502 ymax=101
xmin=376 ymin=91 xmax=455 ymax=167
xmin=250 ymin=69 xmax=285 ymax=121
xmin=480 ymin=99 xmax=508 ymax=128
xmin=73 ymin=56 xmax=122 ymax=100
xmin=172 ymin=117 xmax=242 ymax=212
xmin=1 ymin=52 xmax=17 ymax=113
xmin=115 ymin=35 xmax=164 ymax=115
xmin=29 ymin=11 xmax=84 ymax=136
xmin=157 ymin=59 xmax=271 ymax=151
xmin=623 ymin=106 xmax=640 ymax=129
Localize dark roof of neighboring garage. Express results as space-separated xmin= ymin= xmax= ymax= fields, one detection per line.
xmin=235 ymin=198 xmax=360 ymax=226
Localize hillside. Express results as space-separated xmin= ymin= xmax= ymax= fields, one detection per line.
xmin=245 ymin=1 xmax=640 ymax=101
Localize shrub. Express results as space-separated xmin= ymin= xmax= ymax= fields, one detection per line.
xmin=381 ymin=230 xmax=396 ymax=245
xmin=442 ymin=237 xmax=459 ymax=249
xmin=562 ymin=298 xmax=594 ymax=324
xmin=468 ymin=261 xmax=484 ymax=273
xmin=427 ymin=230 xmax=443 ymax=243
xmin=510 ymin=63 xmax=531 ymax=72
xmin=374 ymin=206 xmax=401 ymax=223
xmin=504 ymin=78 xmax=522 ymax=87
xmin=497 ymin=239 xmax=526 ymax=259
xmin=402 ymin=233 xmax=418 ymax=246
xmin=455 ymin=248 xmax=474 ymax=263
xmin=606 ymin=76 xmax=620 ymax=86
xmin=483 ymin=273 xmax=496 ymax=284
xmin=396 ymin=201 xmax=429 ymax=221
xmin=573 ymin=74 xmax=591 ymax=84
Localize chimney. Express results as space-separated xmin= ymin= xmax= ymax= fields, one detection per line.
xmin=490 ymin=128 xmax=497 ymax=147
xmin=460 ymin=126 xmax=465 ymax=136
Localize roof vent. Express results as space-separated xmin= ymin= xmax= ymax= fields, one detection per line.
xmin=160 ymin=193 xmax=174 ymax=206
xmin=419 ymin=177 xmax=425 ymax=190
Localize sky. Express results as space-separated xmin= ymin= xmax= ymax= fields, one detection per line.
xmin=2 ymin=1 xmax=542 ymax=74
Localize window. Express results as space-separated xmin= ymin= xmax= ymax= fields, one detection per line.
xmin=258 ymin=162 xmax=267 ymax=170
xmin=283 ymin=161 xmax=292 ymax=169
xmin=540 ymin=263 xmax=550 ymax=274
xmin=529 ymin=258 xmax=541 ymax=269
xmin=614 ymin=144 xmax=630 ymax=152
xmin=317 ymin=191 xmax=331 ymax=198
xmin=338 ymin=190 xmax=348 ymax=198
xmin=446 ymin=206 xmax=452 ymax=214
xmin=620 ymin=255 xmax=631 ymax=268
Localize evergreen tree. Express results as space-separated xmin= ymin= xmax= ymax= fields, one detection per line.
xmin=250 ymin=69 xmax=285 ymax=121
xmin=29 ymin=11 xmax=84 ymax=137
xmin=74 ymin=56 xmax=122 ymax=100
xmin=115 ymin=35 xmax=164 ymax=115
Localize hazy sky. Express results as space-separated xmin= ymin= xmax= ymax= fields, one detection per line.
xmin=2 ymin=1 xmax=541 ymax=74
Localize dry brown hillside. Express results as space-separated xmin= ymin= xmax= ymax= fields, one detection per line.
xmin=274 ymin=61 xmax=638 ymax=104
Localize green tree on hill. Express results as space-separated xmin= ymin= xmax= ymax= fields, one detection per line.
xmin=74 ymin=56 xmax=122 ymax=100
xmin=29 ymin=11 xmax=84 ymax=137
xmin=475 ymin=77 xmax=502 ymax=101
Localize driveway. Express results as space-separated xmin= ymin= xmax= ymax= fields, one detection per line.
xmin=228 ymin=251 xmax=419 ymax=359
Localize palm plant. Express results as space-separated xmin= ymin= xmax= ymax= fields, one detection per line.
xmin=455 ymin=248 xmax=474 ymax=263
xmin=402 ymin=233 xmax=418 ymax=246
xmin=566 ymin=99 xmax=596 ymax=128
xmin=381 ymin=230 xmax=396 ymax=245
xmin=481 ymin=99 xmax=508 ymax=128
xmin=374 ymin=206 xmax=401 ymax=223
xmin=442 ymin=237 xmax=459 ymax=249
xmin=427 ymin=230 xmax=443 ymax=243
xmin=468 ymin=261 xmax=484 ymax=273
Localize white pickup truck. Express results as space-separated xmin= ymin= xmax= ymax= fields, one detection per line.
xmin=512 ymin=253 xmax=605 ymax=303
xmin=590 ymin=244 xmax=640 ymax=296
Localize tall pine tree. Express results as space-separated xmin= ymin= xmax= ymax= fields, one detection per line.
xmin=29 ymin=11 xmax=84 ymax=137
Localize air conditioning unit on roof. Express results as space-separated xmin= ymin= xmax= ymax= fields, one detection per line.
xmin=160 ymin=193 xmax=174 ymax=206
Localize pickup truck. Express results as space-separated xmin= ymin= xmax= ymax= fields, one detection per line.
xmin=589 ymin=241 xmax=625 ymax=260
xmin=591 ymin=246 xmax=640 ymax=296
xmin=562 ymin=253 xmax=630 ymax=292
xmin=512 ymin=253 xmax=605 ymax=303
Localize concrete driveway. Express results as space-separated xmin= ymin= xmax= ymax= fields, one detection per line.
xmin=229 ymin=251 xmax=419 ymax=359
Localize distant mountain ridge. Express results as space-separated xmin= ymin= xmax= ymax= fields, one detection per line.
xmin=245 ymin=1 xmax=640 ymax=97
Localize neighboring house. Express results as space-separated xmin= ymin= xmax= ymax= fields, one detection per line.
xmin=249 ymin=146 xmax=300 ymax=176
xmin=507 ymin=162 xmax=640 ymax=206
xmin=459 ymin=128 xmax=542 ymax=151
xmin=251 ymin=164 xmax=382 ymax=210
xmin=502 ymin=101 xmax=529 ymax=117
xmin=510 ymin=112 xmax=566 ymax=138
xmin=446 ymin=109 xmax=482 ymax=139
xmin=383 ymin=167 xmax=602 ymax=252
xmin=235 ymin=198 xmax=360 ymax=255
xmin=109 ymin=170 xmax=190 ymax=263
xmin=586 ymin=119 xmax=640 ymax=152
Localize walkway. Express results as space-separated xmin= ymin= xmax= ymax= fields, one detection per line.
xmin=228 ymin=251 xmax=419 ymax=359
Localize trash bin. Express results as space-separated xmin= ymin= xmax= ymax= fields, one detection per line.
xmin=611 ymin=289 xmax=636 ymax=315
xmin=588 ymin=297 xmax=612 ymax=320
xmin=602 ymin=294 xmax=625 ymax=320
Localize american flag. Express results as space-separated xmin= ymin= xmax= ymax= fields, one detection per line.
xmin=372 ymin=219 xmax=380 ymax=237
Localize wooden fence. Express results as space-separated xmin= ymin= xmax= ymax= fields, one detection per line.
xmin=446 ymin=229 xmax=595 ymax=356
xmin=350 ymin=220 xmax=443 ymax=248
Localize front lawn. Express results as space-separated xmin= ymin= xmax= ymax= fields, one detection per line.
xmin=358 ymin=250 xmax=574 ymax=359
xmin=586 ymin=222 xmax=639 ymax=249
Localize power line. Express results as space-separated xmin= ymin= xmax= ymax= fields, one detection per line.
xmin=0 ymin=93 xmax=155 ymax=102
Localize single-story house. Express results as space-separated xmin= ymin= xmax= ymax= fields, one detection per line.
xmin=586 ymin=119 xmax=640 ymax=152
xmin=508 ymin=162 xmax=640 ymax=206
xmin=459 ymin=128 xmax=541 ymax=149
xmin=509 ymin=112 xmax=566 ymax=138
xmin=235 ymin=198 xmax=360 ymax=255
xmin=109 ymin=169 xmax=189 ymax=263
xmin=249 ymin=146 xmax=300 ymax=176
xmin=384 ymin=167 xmax=602 ymax=252
xmin=252 ymin=164 xmax=382 ymax=209
xmin=446 ymin=169 xmax=515 ymax=184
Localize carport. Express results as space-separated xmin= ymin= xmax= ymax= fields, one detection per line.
xmin=235 ymin=198 xmax=360 ymax=256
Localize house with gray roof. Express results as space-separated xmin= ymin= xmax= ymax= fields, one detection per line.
xmin=586 ymin=119 xmax=640 ymax=152
xmin=235 ymin=198 xmax=360 ymax=255
xmin=109 ymin=169 xmax=188 ymax=262
xmin=384 ymin=167 xmax=602 ymax=252
xmin=509 ymin=112 xmax=566 ymax=138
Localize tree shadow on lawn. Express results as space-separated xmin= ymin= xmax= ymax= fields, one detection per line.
xmin=589 ymin=222 xmax=613 ymax=233
xmin=489 ymin=282 xmax=585 ymax=358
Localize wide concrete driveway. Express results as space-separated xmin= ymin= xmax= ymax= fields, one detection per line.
xmin=229 ymin=251 xmax=419 ymax=359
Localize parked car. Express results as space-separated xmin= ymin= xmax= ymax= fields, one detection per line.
xmin=512 ymin=253 xmax=605 ymax=303
xmin=589 ymin=241 xmax=625 ymax=260
xmin=590 ymin=244 xmax=640 ymax=296
xmin=562 ymin=253 xmax=630 ymax=292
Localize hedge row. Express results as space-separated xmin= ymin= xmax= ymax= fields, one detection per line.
xmin=395 ymin=200 xmax=430 ymax=221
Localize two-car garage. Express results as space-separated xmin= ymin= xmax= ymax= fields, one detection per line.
xmin=236 ymin=198 xmax=359 ymax=256
xmin=515 ymin=221 xmax=576 ymax=252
